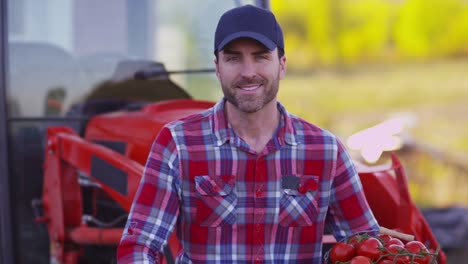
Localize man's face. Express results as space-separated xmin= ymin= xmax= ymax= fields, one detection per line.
xmin=215 ymin=38 xmax=286 ymax=113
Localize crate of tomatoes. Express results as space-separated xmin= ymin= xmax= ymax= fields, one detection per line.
xmin=324 ymin=229 xmax=440 ymax=264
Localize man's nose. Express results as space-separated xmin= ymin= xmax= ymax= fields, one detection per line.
xmin=240 ymin=59 xmax=257 ymax=78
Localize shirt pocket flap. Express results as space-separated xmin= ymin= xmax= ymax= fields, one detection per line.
xmin=195 ymin=175 xmax=235 ymax=196
xmin=282 ymin=175 xmax=319 ymax=196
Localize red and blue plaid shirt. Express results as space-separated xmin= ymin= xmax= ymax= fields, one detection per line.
xmin=118 ymin=99 xmax=379 ymax=263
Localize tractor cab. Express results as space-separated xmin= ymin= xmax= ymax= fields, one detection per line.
xmin=1 ymin=1 xmax=267 ymax=263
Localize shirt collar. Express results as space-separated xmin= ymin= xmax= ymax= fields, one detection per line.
xmin=211 ymin=98 xmax=299 ymax=147
xmin=211 ymin=99 xmax=233 ymax=146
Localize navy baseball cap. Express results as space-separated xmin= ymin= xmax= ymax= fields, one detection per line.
xmin=214 ymin=5 xmax=284 ymax=54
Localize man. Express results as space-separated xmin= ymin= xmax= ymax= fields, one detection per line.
xmin=118 ymin=5 xmax=379 ymax=263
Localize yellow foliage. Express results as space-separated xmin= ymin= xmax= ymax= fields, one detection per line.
xmin=271 ymin=0 xmax=468 ymax=69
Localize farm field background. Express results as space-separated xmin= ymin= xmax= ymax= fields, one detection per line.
xmin=277 ymin=59 xmax=468 ymax=207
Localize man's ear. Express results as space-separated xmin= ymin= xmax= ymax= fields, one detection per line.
xmin=214 ymin=57 xmax=221 ymax=80
xmin=279 ymin=55 xmax=287 ymax=80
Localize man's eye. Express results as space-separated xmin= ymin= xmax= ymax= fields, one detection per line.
xmin=256 ymin=55 xmax=268 ymax=60
xmin=226 ymin=56 xmax=239 ymax=62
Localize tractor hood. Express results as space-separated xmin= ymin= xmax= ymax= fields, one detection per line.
xmin=84 ymin=99 xmax=215 ymax=165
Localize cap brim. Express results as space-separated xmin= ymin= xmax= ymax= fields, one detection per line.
xmin=216 ymin=31 xmax=276 ymax=52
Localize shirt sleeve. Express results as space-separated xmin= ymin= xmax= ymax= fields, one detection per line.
xmin=326 ymin=138 xmax=380 ymax=241
xmin=117 ymin=126 xmax=180 ymax=263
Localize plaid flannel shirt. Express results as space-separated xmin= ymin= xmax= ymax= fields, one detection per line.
xmin=118 ymin=98 xmax=379 ymax=263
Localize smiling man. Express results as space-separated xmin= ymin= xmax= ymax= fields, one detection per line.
xmin=118 ymin=5 xmax=379 ymax=263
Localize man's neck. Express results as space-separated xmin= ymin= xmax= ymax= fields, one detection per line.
xmin=225 ymin=100 xmax=280 ymax=153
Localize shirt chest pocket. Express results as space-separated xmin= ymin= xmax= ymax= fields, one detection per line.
xmin=279 ymin=175 xmax=320 ymax=227
xmin=195 ymin=175 xmax=237 ymax=227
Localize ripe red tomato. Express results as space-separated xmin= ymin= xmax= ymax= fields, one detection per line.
xmin=349 ymin=256 xmax=373 ymax=264
xmin=356 ymin=237 xmax=383 ymax=261
xmin=412 ymin=254 xmax=433 ymax=264
xmin=376 ymin=259 xmax=394 ymax=264
xmin=329 ymin=242 xmax=355 ymax=263
xmin=377 ymin=234 xmax=392 ymax=244
xmin=404 ymin=241 xmax=427 ymax=254
xmin=386 ymin=237 xmax=404 ymax=247
xmin=385 ymin=244 xmax=410 ymax=264
xmin=405 ymin=241 xmax=432 ymax=264
xmin=347 ymin=234 xmax=364 ymax=247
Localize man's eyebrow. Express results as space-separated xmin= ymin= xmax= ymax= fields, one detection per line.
xmin=222 ymin=49 xmax=241 ymax=55
xmin=252 ymin=49 xmax=272 ymax=55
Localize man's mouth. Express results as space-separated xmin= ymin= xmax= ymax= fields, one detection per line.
xmin=239 ymin=84 xmax=262 ymax=91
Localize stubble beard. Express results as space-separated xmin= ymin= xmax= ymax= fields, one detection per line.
xmin=221 ymin=76 xmax=280 ymax=114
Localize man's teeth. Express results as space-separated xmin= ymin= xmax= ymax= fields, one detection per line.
xmin=241 ymin=85 xmax=260 ymax=91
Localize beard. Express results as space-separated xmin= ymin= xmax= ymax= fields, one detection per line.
xmin=220 ymin=74 xmax=280 ymax=113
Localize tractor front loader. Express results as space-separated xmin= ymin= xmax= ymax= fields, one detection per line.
xmin=34 ymin=99 xmax=214 ymax=263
